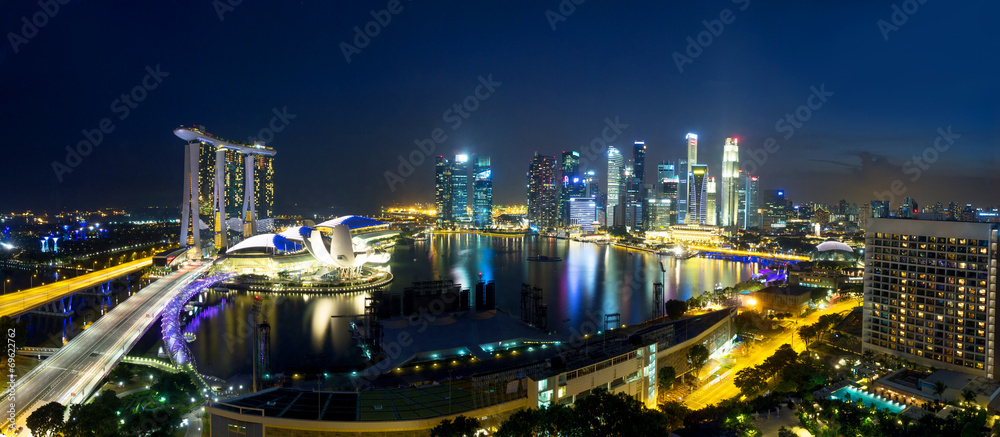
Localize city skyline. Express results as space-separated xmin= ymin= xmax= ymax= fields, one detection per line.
xmin=1 ymin=2 xmax=997 ymax=214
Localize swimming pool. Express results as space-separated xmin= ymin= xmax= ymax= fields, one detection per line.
xmin=829 ymin=386 xmax=906 ymax=413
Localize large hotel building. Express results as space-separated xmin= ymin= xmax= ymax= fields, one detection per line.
xmin=862 ymin=218 xmax=999 ymax=378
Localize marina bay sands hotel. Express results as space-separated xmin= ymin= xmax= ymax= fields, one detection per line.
xmin=175 ymin=125 xmax=276 ymax=255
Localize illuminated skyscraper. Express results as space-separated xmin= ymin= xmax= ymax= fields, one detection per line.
xmin=559 ymin=151 xmax=583 ymax=226
xmin=739 ymin=174 xmax=760 ymax=230
xmin=654 ymin=161 xmax=678 ymax=228
xmin=632 ymin=141 xmax=647 ymax=230
xmin=607 ymin=146 xmax=624 ymax=226
xmin=689 ymin=164 xmax=709 ymax=225
xmin=706 ymin=176 xmax=717 ymax=226
xmin=720 ymin=137 xmax=739 ymax=228
xmin=253 ymin=154 xmax=274 ymax=221
xmin=435 ymin=156 xmax=453 ymax=225
xmin=681 ymin=133 xmax=697 ymax=224
xmin=472 ymin=155 xmax=493 ymax=228
xmin=451 ymin=155 xmax=469 ymax=221
xmin=527 ymin=153 xmax=558 ymax=229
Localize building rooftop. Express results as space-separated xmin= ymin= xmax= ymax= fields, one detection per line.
xmin=755 ymin=285 xmax=812 ymax=297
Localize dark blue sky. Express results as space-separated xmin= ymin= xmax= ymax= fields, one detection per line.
xmin=1 ymin=1 xmax=997 ymax=214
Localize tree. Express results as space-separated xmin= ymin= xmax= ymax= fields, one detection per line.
xmin=932 ymin=380 xmax=948 ymax=403
xmin=151 ymin=372 xmax=197 ymax=403
xmin=657 ymin=400 xmax=689 ymax=434
xmin=573 ymin=388 xmax=669 ymax=436
xmin=431 ymin=415 xmax=481 ymax=437
xmin=109 ymin=363 xmax=134 ymax=385
xmin=778 ymin=426 xmax=796 ymax=437
xmin=26 ymin=402 xmax=64 ymax=437
xmin=665 ymin=299 xmax=687 ymax=320
xmin=961 ymin=388 xmax=978 ymax=407
xmin=734 ymin=366 xmax=768 ymax=397
xmin=62 ymin=402 xmax=119 ymax=437
xmin=798 ymin=324 xmax=818 ymax=350
xmin=686 ymin=344 xmax=710 ymax=382
xmin=762 ymin=344 xmax=797 ymax=374
xmin=658 ymin=366 xmax=676 ymax=392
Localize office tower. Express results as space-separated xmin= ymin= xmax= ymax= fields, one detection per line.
xmin=451 ymin=155 xmax=469 ymax=222
xmin=681 ymin=133 xmax=697 ymax=224
xmin=655 ymin=161 xmax=678 ymax=229
xmin=736 ymin=172 xmax=747 ymax=229
xmin=559 ymin=151 xmax=583 ymax=226
xmin=862 ymin=218 xmax=999 ymax=378
xmin=947 ymin=202 xmax=961 ymax=220
xmin=901 ymin=197 xmax=918 ymax=219
xmin=607 ymin=147 xmax=624 ymax=227
xmin=858 ymin=203 xmax=872 ymax=231
xmin=633 ymin=141 xmax=648 ymax=230
xmin=871 ymin=200 xmax=890 ymax=219
xmin=472 ymin=155 xmax=493 ymax=228
xmin=527 ymin=153 xmax=558 ymax=229
xmin=569 ymin=197 xmax=597 ymax=232
xmin=762 ymin=189 xmax=788 ymax=231
xmin=584 ymin=169 xmax=600 ymax=198
xmin=742 ymin=175 xmax=760 ymax=229
xmin=688 ymin=164 xmax=709 ymax=225
xmin=706 ymin=177 xmax=718 ymax=226
xmin=720 ymin=138 xmax=739 ymax=228
xmin=623 ymin=164 xmax=635 ymax=228
xmin=962 ymin=204 xmax=976 ymax=222
xmin=678 ymin=158 xmax=688 ymax=225
xmin=435 ymin=156 xmax=453 ymax=225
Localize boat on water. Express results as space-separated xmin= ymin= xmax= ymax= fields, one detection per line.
xmin=527 ymin=255 xmax=563 ymax=262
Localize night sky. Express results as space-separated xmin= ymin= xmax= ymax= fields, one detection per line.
xmin=1 ymin=1 xmax=997 ymax=214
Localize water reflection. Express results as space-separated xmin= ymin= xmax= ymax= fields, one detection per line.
xmin=186 ymin=235 xmax=767 ymax=379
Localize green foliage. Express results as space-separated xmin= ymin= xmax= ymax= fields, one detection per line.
xmin=665 ymin=299 xmax=687 ymax=320
xmin=26 ymin=402 xmax=64 ymax=437
xmin=431 ymin=415 xmax=481 ymax=437
xmin=606 ymin=225 xmax=629 ymax=238
xmin=686 ymin=344 xmax=710 ymax=380
xmin=109 ymin=363 xmax=134 ymax=385
xmin=63 ymin=401 xmax=119 ymax=437
xmin=777 ymin=426 xmax=796 ymax=437
xmin=496 ymin=389 xmax=673 ymax=436
xmin=734 ymin=366 xmax=768 ymax=397
xmin=658 ymin=366 xmax=676 ymax=391
xmin=150 ymin=372 xmax=197 ymax=403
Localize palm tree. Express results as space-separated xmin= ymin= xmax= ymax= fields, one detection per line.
xmin=961 ymin=388 xmax=978 ymax=407
xmin=932 ymin=380 xmax=948 ymax=403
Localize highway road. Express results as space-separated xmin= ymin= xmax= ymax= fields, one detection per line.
xmin=681 ymin=298 xmax=861 ymax=410
xmin=8 ymin=261 xmax=211 ymax=436
xmin=0 ymin=257 xmax=153 ymax=318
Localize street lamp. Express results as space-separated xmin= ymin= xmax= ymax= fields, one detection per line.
xmin=3 ymin=279 xmax=8 ymax=295
xmin=31 ymin=274 xmax=37 ymax=288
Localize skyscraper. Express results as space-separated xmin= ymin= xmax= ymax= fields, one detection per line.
xmin=569 ymin=197 xmax=597 ymax=232
xmin=451 ymin=155 xmax=469 ymax=222
xmin=472 ymin=155 xmax=493 ymax=228
xmin=706 ymin=176 xmax=717 ymax=226
xmin=720 ymin=137 xmax=739 ymax=228
xmin=654 ymin=161 xmax=678 ymax=229
xmin=633 ymin=141 xmax=647 ymax=230
xmin=863 ymin=219 xmax=1000 ymax=378
xmin=559 ymin=151 xmax=583 ymax=226
xmin=682 ymin=133 xmax=698 ymax=225
xmin=677 ymin=158 xmax=688 ymax=225
xmin=870 ymin=200 xmax=890 ymax=219
xmin=689 ymin=164 xmax=709 ymax=225
xmin=607 ymin=147 xmax=624 ymax=227
xmin=527 ymin=153 xmax=558 ymax=229
xmin=762 ymin=189 xmax=788 ymax=231
xmin=435 ymin=156 xmax=452 ymax=225
xmin=740 ymin=174 xmax=760 ymax=230
xmin=253 ymin=154 xmax=275 ymax=221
